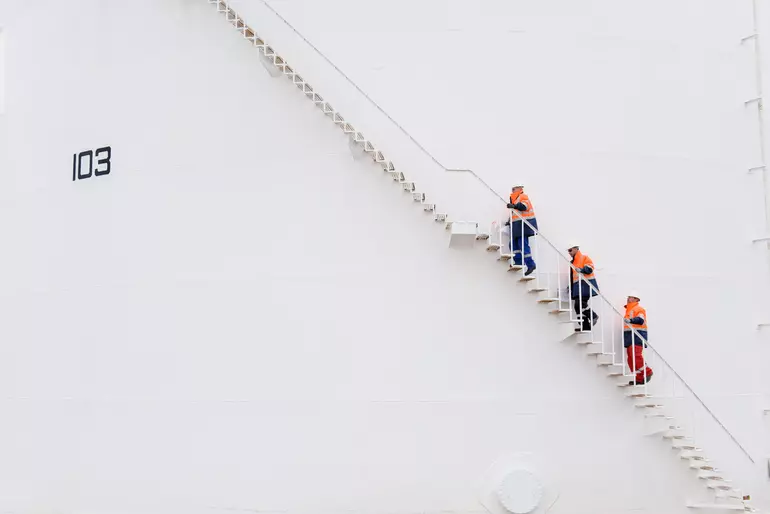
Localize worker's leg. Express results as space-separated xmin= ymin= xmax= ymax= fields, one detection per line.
xmin=627 ymin=344 xmax=652 ymax=383
xmin=634 ymin=344 xmax=652 ymax=381
xmin=573 ymin=297 xmax=582 ymax=319
xmin=572 ymin=296 xmax=589 ymax=330
xmin=580 ymin=297 xmax=594 ymax=331
xmin=523 ymin=236 xmax=536 ymax=269
xmin=626 ymin=345 xmax=638 ymax=374
xmin=511 ymin=237 xmax=523 ymax=265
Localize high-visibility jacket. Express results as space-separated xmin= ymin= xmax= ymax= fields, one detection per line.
xmin=570 ymin=250 xmax=599 ymax=299
xmin=507 ymin=191 xmax=538 ymax=238
xmin=623 ymin=301 xmax=648 ymax=347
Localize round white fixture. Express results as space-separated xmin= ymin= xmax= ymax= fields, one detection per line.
xmin=497 ymin=469 xmax=543 ymax=514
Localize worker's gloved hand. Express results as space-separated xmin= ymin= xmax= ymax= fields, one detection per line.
xmin=506 ymin=203 xmax=515 ymax=209
xmin=624 ymin=318 xmax=631 ymax=324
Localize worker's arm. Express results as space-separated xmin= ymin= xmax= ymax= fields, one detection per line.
xmin=506 ymin=202 xmax=528 ymax=211
xmin=627 ymin=315 xmax=645 ymax=325
xmin=580 ymin=257 xmax=594 ymax=275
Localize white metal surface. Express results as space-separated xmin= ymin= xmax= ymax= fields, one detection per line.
xmin=202 ymin=2 xmax=759 ymax=511
xmin=496 ymin=469 xmax=544 ymax=514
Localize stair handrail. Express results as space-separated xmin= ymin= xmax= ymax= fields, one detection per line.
xmin=505 ymin=207 xmax=756 ymax=465
xmin=221 ymin=0 xmax=756 ymax=467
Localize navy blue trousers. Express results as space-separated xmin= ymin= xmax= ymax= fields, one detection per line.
xmin=510 ymin=237 xmax=536 ymax=268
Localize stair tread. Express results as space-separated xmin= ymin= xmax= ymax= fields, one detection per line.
xmin=685 ymin=504 xmax=746 ymax=511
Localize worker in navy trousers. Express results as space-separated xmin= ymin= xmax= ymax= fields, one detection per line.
xmin=505 ymin=185 xmax=538 ymax=276
xmin=567 ymin=243 xmax=599 ymax=332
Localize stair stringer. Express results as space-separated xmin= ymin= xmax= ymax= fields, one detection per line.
xmin=203 ymin=2 xmax=760 ymax=512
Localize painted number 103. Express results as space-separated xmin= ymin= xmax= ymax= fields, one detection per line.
xmin=72 ymin=146 xmax=112 ymax=181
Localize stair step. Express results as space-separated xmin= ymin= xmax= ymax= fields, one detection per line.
xmin=662 ymin=429 xmax=687 ymax=440
xmin=715 ymin=491 xmax=749 ymax=501
xmin=672 ymin=441 xmax=700 ymax=450
xmin=644 ymin=421 xmax=675 ymax=436
xmin=680 ymin=450 xmax=706 ymax=460
xmin=475 ymin=233 xmax=490 ymax=241
xmin=685 ymin=504 xmax=747 ymax=511
xmin=486 ymin=243 xmax=501 ymax=251
xmin=518 ymin=274 xmax=537 ymax=282
xmin=498 ymin=253 xmax=513 ymax=261
xmin=584 ymin=343 xmax=603 ymax=355
xmin=644 ymin=412 xmax=672 ymax=419
xmin=690 ymin=462 xmax=717 ymax=471
xmin=698 ymin=471 xmax=725 ymax=480
xmin=634 ymin=402 xmax=664 ymax=409
xmin=708 ymin=481 xmax=735 ymax=491
xmin=595 ymin=354 xmax=614 ymax=366
xmin=537 ymin=297 xmax=559 ymax=304
xmin=554 ymin=311 xmax=580 ymax=324
xmin=507 ymin=264 xmax=524 ymax=271
xmin=527 ymin=286 xmax=547 ymax=293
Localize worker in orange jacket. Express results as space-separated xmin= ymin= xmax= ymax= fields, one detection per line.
xmin=505 ymin=185 xmax=538 ymax=276
xmin=567 ymin=243 xmax=599 ymax=332
xmin=624 ymin=292 xmax=653 ymax=385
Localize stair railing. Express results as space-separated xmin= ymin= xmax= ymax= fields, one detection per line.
xmin=206 ymin=0 xmax=757 ymax=500
xmin=492 ymin=209 xmax=756 ymax=470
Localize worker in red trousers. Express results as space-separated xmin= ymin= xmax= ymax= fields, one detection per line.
xmin=624 ymin=291 xmax=653 ymax=385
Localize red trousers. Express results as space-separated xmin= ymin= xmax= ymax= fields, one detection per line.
xmin=626 ymin=345 xmax=652 ymax=380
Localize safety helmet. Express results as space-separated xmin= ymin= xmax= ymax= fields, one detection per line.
xmin=627 ymin=291 xmax=641 ymax=300
xmin=511 ymin=184 xmax=524 ymax=189
xmin=566 ymin=242 xmax=580 ymax=250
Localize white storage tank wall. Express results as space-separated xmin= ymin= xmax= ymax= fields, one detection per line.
xmin=236 ymin=0 xmax=770 ymax=472
xmin=0 ymin=1 xmax=766 ymax=513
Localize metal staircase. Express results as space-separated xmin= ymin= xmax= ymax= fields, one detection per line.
xmin=205 ymin=1 xmax=759 ymax=511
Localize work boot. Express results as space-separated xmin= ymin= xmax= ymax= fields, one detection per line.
xmin=524 ymin=265 xmax=536 ymax=276
xmin=591 ymin=313 xmax=599 ymax=326
xmin=630 ymin=371 xmax=653 ymax=385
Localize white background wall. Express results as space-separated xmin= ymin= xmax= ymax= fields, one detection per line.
xmin=236 ymin=0 xmax=770 ymax=477
xmin=0 ymin=1 xmax=768 ymax=513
